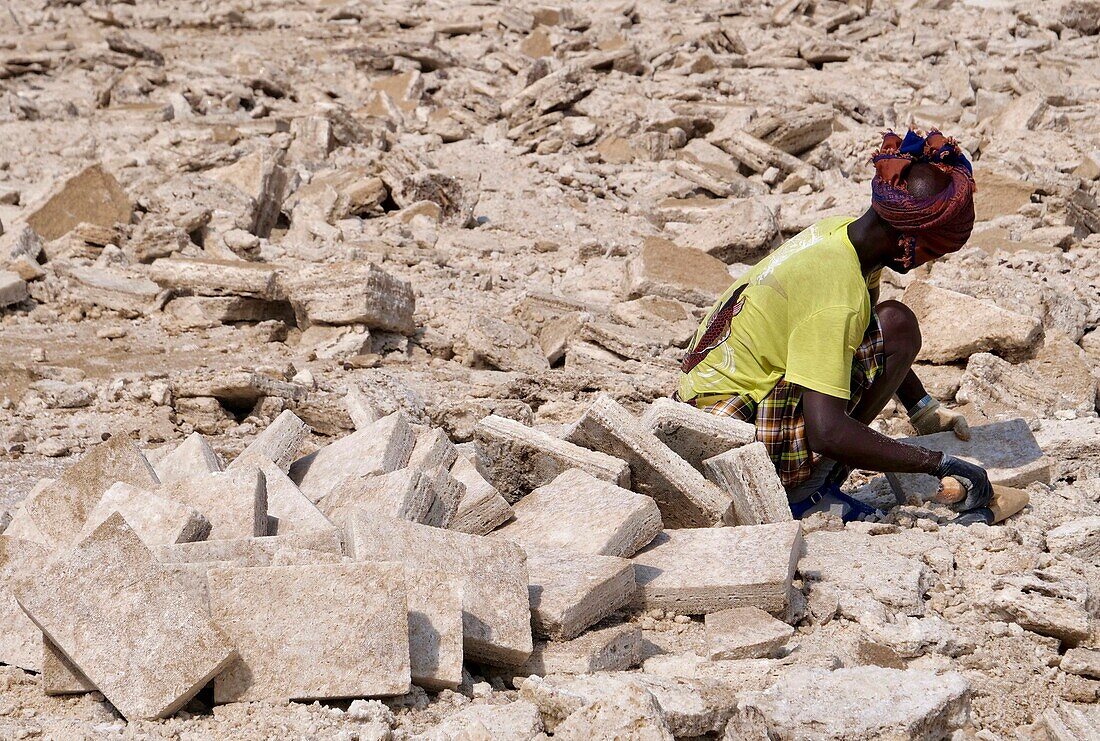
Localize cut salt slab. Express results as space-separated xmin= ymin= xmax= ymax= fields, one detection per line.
xmin=155 ymin=528 xmax=342 ymax=564
xmin=705 ymin=606 xmax=794 ymax=660
xmin=79 ymin=482 xmax=210 ymax=545
xmin=642 ymin=397 xmax=755 ymax=470
xmin=703 ymin=442 xmax=792 ymax=525
xmin=475 ymin=414 xmax=631 ymax=501
xmin=23 ymin=434 xmax=160 ymax=550
xmin=407 ymin=426 xmax=459 ymax=473
xmin=320 ymin=468 xmax=436 ymax=526
xmin=632 ymin=522 xmax=802 ymax=615
xmin=526 ymin=547 xmax=636 ymax=640
xmin=231 ymin=452 xmax=333 ymax=535
xmin=13 ymin=514 xmax=234 ymax=720
xmin=868 ymin=418 xmax=1050 ymax=503
xmin=491 ymin=468 xmax=662 ymax=558
xmin=160 ymin=467 xmax=267 ymax=540
xmin=449 ymin=454 xmax=514 ymax=536
xmin=0 ymin=536 xmax=50 ymax=672
xmin=564 ymin=394 xmax=736 ymax=527
xmin=407 ymin=571 xmax=464 ymax=691
xmin=729 ymin=666 xmax=970 ymax=740
xmin=153 ymin=432 xmax=223 ymax=483
xmin=517 ymin=624 xmax=643 ymax=677
xmin=346 ymin=511 xmax=532 ymax=666
xmin=209 ymin=562 xmax=411 ymax=702
xmin=42 ymin=638 xmax=96 ymax=695
xmin=290 ymin=412 xmax=415 ymax=503
xmin=424 ymin=468 xmax=463 ymax=529
xmin=229 ymin=409 xmax=309 ymax=473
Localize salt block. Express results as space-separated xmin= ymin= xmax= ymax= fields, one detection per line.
xmin=345 ymin=386 xmax=381 ymax=429
xmin=491 ymin=468 xmax=662 ymax=558
xmin=160 ymin=467 xmax=267 ymax=539
xmin=520 ymin=671 xmax=731 ymax=737
xmin=526 ymin=547 xmax=636 ymax=640
xmin=1046 ymin=516 xmax=1100 ymax=562
xmin=42 ymin=637 xmax=96 ymax=695
xmin=24 ymin=434 xmax=160 ymax=550
xmin=517 ymin=624 xmax=642 ymax=676
xmin=703 ymin=443 xmax=792 ymax=525
xmin=553 ymin=682 xmax=674 ymax=741
xmin=1041 ymin=705 xmax=1100 ymax=741
xmin=449 ymin=454 xmax=515 ymax=536
xmin=407 ymin=571 xmax=464 ymax=691
xmin=902 ymin=281 xmax=1042 ymax=363
xmin=321 ymin=468 xmax=436 ymax=526
xmin=290 ymin=412 xmax=415 ymax=503
xmin=632 ymin=522 xmax=802 ymax=615
xmin=408 ymin=427 xmax=459 ymax=473
xmin=13 ymin=514 xmax=234 ymax=720
xmin=729 ymin=666 xmax=970 ymax=740
xmin=155 ymin=528 xmax=342 ymax=564
xmin=642 ymin=397 xmax=755 ymax=469
xmin=704 ymin=606 xmax=794 ymax=660
xmin=209 ymin=562 xmax=410 ymax=702
xmin=872 ymin=419 xmax=1051 ymax=502
xmin=229 ymin=409 xmax=309 ymax=472
xmin=79 ymin=482 xmax=210 ymax=545
xmin=424 ymin=468 xmax=463 ymax=528
xmin=153 ymin=432 xmax=223 ymax=483
xmin=231 ymin=452 xmax=333 ymax=534
xmin=0 ymin=536 xmax=50 ymax=671
xmin=475 ymin=414 xmax=631 ymax=501
xmin=346 ymin=511 xmax=532 ymax=666
xmin=565 ymin=394 xmax=735 ymax=527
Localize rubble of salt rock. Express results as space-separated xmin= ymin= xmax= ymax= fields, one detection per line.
xmin=1 ymin=0 xmax=1100 ymax=737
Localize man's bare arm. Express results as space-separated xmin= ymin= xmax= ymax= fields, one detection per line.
xmin=802 ymin=390 xmax=941 ymax=473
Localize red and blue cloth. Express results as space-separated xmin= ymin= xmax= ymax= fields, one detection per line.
xmin=870 ymin=129 xmax=976 ymax=265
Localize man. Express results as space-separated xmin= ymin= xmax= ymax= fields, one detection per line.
xmin=675 ymin=129 xmax=994 ymax=525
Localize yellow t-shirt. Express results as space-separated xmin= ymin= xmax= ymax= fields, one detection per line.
xmin=678 ymin=216 xmax=875 ymax=405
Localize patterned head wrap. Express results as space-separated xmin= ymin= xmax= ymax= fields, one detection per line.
xmin=870 ymin=129 xmax=976 ymax=267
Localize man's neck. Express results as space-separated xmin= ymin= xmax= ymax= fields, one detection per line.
xmin=847 ymin=208 xmax=896 ymax=275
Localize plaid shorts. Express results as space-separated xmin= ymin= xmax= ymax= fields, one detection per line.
xmin=681 ymin=311 xmax=885 ymax=489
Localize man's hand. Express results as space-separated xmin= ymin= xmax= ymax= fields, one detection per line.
xmin=909 ymin=396 xmax=970 ymax=440
xmin=933 ymin=454 xmax=993 ymax=511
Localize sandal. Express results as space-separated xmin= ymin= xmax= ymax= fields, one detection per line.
xmin=790 ymin=484 xmax=887 ymax=523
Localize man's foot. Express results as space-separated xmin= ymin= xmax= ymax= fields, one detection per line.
xmin=790 ymin=485 xmax=887 ymax=523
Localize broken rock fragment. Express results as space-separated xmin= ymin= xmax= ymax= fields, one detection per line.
xmin=902 ymin=281 xmax=1043 ymax=363
xmin=284 ymin=263 xmax=416 ymax=334
xmin=517 ymin=624 xmax=642 ymax=677
xmin=448 ymin=454 xmax=514 ymax=536
xmin=703 ymin=442 xmax=792 ymax=526
xmin=624 ymin=236 xmax=734 ymax=307
xmin=13 ymin=515 xmax=234 ymax=720
xmin=729 ymin=666 xmax=969 ymax=740
xmin=705 ymin=606 xmax=794 ymax=660
xmin=26 ymin=164 xmax=132 ymax=242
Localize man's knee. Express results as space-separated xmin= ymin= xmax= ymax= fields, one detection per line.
xmin=877 ymin=299 xmax=922 ymax=359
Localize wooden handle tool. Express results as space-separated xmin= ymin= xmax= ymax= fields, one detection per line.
xmin=935 ymin=476 xmax=1029 ymax=524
